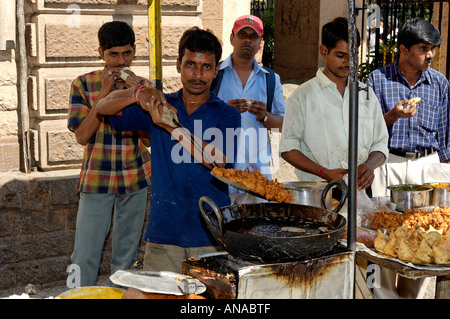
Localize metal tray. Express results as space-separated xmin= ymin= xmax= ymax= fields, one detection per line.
xmin=211 ymin=171 xmax=268 ymax=200
xmin=109 ymin=270 xmax=206 ymax=295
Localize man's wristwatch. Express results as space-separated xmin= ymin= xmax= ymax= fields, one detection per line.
xmin=259 ymin=112 xmax=269 ymax=123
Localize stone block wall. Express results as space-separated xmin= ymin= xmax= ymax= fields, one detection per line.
xmin=26 ymin=0 xmax=197 ymax=171
xmin=0 ymin=170 xmax=150 ymax=292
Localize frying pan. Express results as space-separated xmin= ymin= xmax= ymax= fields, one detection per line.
xmin=199 ymin=180 xmax=348 ymax=263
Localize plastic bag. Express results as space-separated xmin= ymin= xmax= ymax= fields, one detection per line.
xmin=339 ymin=161 xmax=393 ymax=227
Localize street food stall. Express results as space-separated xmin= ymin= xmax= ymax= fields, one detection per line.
xmin=58 ymin=0 xmax=450 ymax=300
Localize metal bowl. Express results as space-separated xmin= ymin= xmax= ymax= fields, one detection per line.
xmin=283 ymin=181 xmax=332 ymax=209
xmin=425 ymin=182 xmax=450 ymax=206
xmin=387 ymin=184 xmax=433 ymax=211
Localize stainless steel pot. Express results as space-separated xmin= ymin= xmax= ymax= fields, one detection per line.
xmin=283 ymin=181 xmax=332 ymax=209
xmin=388 ymin=184 xmax=433 ymax=211
xmin=426 ymin=183 xmax=450 ymax=206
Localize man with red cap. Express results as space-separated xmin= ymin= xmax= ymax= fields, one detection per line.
xmin=211 ymin=15 xmax=285 ymax=204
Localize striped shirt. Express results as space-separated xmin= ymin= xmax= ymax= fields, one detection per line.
xmin=367 ymin=61 xmax=450 ymax=162
xmin=67 ymin=69 xmax=151 ymax=194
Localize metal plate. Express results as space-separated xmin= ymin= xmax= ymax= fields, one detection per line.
xmin=211 ymin=172 xmax=268 ymax=200
xmin=109 ymin=270 xmax=206 ymax=295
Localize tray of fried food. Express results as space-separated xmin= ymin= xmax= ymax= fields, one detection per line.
xmin=370 ymin=206 xmax=450 ymax=234
xmin=211 ymin=166 xmax=294 ymax=203
xmin=368 ymin=206 xmax=450 ymax=265
xmin=374 ymin=224 xmax=450 ymax=265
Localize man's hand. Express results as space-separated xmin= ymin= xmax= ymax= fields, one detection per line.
xmin=247 ymin=100 xmax=268 ymax=121
xmin=357 ymin=163 xmax=375 ymax=190
xmin=101 ymin=67 xmax=119 ymax=95
xmin=384 ymin=99 xmax=418 ymax=128
xmin=120 ymin=69 xmax=143 ymax=88
xmin=227 ymin=98 xmax=251 ymax=113
xmin=321 ymin=168 xmax=348 ymax=182
xmin=138 ymin=88 xmax=178 ymax=131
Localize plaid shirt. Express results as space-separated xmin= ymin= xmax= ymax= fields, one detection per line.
xmin=67 ymin=69 xmax=151 ymax=194
xmin=367 ymin=61 xmax=450 ymax=162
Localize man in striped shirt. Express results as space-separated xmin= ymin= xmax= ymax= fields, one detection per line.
xmin=367 ymin=18 xmax=450 ymax=199
xmin=67 ymin=21 xmax=151 ymax=286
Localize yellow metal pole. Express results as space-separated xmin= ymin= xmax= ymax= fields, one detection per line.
xmin=148 ymin=0 xmax=162 ymax=90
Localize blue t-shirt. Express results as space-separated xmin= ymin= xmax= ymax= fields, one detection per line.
xmin=110 ymin=89 xmax=241 ymax=247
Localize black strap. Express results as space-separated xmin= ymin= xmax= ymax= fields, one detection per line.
xmin=210 ymin=64 xmax=276 ymax=112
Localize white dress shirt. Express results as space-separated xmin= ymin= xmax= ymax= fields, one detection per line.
xmin=280 ymin=68 xmax=389 ymax=182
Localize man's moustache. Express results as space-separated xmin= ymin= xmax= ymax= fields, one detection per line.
xmin=188 ymin=80 xmax=206 ymax=85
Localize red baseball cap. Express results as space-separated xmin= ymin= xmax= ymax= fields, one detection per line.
xmin=232 ymin=15 xmax=264 ymax=36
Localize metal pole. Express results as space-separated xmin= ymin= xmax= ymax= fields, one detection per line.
xmin=17 ymin=0 xmax=31 ymax=173
xmin=148 ymin=0 xmax=162 ymax=90
xmin=347 ymin=0 xmax=358 ymax=254
xmin=348 ymin=0 xmax=359 ymax=300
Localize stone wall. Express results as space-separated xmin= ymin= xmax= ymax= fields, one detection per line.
xmin=0 ymin=0 xmax=249 ymax=173
xmin=0 ymin=170 xmax=151 ymax=292
xmin=0 ymin=171 xmax=82 ymax=290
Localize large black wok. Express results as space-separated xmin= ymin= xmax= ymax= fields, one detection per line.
xmin=199 ymin=180 xmax=347 ymax=263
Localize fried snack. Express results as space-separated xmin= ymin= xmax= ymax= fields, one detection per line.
xmin=397 ymin=239 xmax=415 ymax=262
xmin=120 ymin=67 xmax=132 ymax=81
xmin=408 ymin=97 xmax=421 ymax=106
xmin=212 ymin=166 xmax=294 ymax=203
xmin=437 ymin=233 xmax=450 ymax=251
xmin=370 ymin=211 xmax=404 ymax=229
xmin=432 ymin=246 xmax=450 ymax=265
xmin=370 ymin=206 xmax=450 ymax=235
xmin=383 ymin=236 xmax=399 ymax=258
xmin=374 ymin=229 xmax=389 ymax=252
xmin=413 ymin=238 xmax=433 ymax=264
xmin=374 ymin=225 xmax=450 ymax=265
xmin=422 ymin=226 xmax=443 ymax=246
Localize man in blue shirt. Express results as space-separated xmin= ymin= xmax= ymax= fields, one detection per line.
xmin=367 ymin=18 xmax=450 ymax=198
xmin=97 ymin=27 xmax=241 ymax=273
xmin=367 ymin=18 xmax=450 ymax=299
xmin=212 ymin=15 xmax=285 ymax=204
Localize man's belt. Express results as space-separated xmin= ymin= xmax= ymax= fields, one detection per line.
xmin=389 ymin=148 xmax=436 ymax=159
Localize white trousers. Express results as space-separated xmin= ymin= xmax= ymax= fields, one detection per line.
xmin=372 ymin=152 xmax=449 ymax=197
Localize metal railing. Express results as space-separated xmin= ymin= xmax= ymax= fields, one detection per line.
xmin=358 ymin=0 xmax=449 ymax=81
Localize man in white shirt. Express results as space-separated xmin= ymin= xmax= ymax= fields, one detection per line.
xmin=280 ymin=17 xmax=388 ymax=194
xmin=211 ymin=15 xmax=285 ymax=203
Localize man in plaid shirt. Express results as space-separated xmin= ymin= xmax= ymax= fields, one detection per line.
xmin=67 ymin=21 xmax=151 ymax=286
xmin=367 ymin=18 xmax=450 ymax=199
xmin=367 ymin=18 xmax=450 ymax=299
